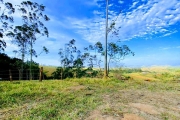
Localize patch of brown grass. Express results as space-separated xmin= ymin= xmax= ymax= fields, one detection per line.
xmin=128 ymin=73 xmax=158 ymax=81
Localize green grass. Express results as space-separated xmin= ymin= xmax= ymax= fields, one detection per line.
xmin=0 ymin=67 xmax=180 ymax=119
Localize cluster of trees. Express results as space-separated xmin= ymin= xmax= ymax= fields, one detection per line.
xmin=0 ymin=0 xmax=49 ymax=79
xmin=0 ymin=53 xmax=39 ymax=80
xmin=0 ymin=0 xmax=134 ymax=80
xmin=52 ymin=39 xmax=134 ymax=79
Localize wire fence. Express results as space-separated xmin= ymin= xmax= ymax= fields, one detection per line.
xmin=0 ymin=67 xmax=44 ymax=81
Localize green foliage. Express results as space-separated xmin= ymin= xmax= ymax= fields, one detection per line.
xmin=52 ymin=67 xmax=72 ymax=79
xmin=56 ymin=39 xmax=101 ymax=79
xmin=7 ymin=1 xmax=50 ymax=57
xmin=0 ymin=53 xmax=40 ymax=80
xmin=0 ymin=0 xmax=15 ymax=51
xmin=51 ymin=67 xmax=100 ymax=79
xmin=5 ymin=1 xmax=50 ymax=80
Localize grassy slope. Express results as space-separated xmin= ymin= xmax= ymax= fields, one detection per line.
xmin=40 ymin=66 xmax=57 ymax=77
xmin=0 ymin=67 xmax=180 ymax=119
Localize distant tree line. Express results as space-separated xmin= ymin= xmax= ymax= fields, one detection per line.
xmin=0 ymin=53 xmax=39 ymax=80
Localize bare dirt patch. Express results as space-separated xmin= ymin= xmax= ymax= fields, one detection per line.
xmin=129 ymin=103 xmax=159 ymax=115
xmin=122 ymin=113 xmax=145 ymax=120
xmin=85 ymin=109 xmax=122 ymax=120
xmin=86 ymin=89 xmax=180 ymax=120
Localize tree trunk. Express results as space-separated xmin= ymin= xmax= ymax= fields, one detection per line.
xmin=9 ymin=69 xmax=12 ymax=82
xmin=30 ymin=38 xmax=32 ymax=80
xmin=103 ymin=0 xmax=109 ymax=79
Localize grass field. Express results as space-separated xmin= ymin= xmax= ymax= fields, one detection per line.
xmin=0 ymin=67 xmax=180 ymax=120
xmin=40 ymin=65 xmax=57 ymax=77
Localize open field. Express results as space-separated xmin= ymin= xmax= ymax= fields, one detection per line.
xmin=0 ymin=67 xmax=180 ymax=120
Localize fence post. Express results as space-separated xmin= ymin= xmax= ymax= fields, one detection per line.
xmin=9 ymin=69 xmax=12 ymax=82
xmin=61 ymin=68 xmax=63 ymax=80
xmin=19 ymin=69 xmax=21 ymax=80
xmin=39 ymin=67 xmax=43 ymax=82
xmin=26 ymin=69 xmax=28 ymax=80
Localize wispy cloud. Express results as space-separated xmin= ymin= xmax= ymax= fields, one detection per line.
xmin=3 ymin=0 xmax=180 ymax=66
xmin=67 ymin=0 xmax=180 ymax=43
xmin=112 ymin=0 xmax=180 ymax=40
xmin=160 ymin=47 xmax=171 ymax=50
xmin=118 ymin=0 xmax=124 ymax=4
xmin=160 ymin=45 xmax=180 ymax=50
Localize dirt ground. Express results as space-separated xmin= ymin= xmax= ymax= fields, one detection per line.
xmin=85 ymin=89 xmax=180 ymax=120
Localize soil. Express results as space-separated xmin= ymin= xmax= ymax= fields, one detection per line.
xmin=85 ymin=90 xmax=180 ymax=120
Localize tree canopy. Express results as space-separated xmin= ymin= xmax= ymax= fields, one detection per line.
xmin=0 ymin=0 xmax=14 ymax=51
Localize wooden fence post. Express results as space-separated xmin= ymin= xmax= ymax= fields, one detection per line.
xmin=61 ymin=68 xmax=63 ymax=80
xmin=19 ymin=69 xmax=21 ymax=80
xmin=9 ymin=69 xmax=12 ymax=82
xmin=26 ymin=69 xmax=28 ymax=80
xmin=39 ymin=67 xmax=43 ymax=82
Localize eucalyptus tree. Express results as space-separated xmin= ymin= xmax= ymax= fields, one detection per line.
xmin=7 ymin=24 xmax=31 ymax=79
xmin=58 ymin=39 xmax=85 ymax=78
xmin=58 ymin=39 xmax=77 ymax=68
xmin=104 ymin=0 xmax=124 ymax=78
xmin=107 ymin=42 xmax=134 ymax=73
xmin=104 ymin=0 xmax=109 ymax=78
xmin=84 ymin=41 xmax=103 ymax=70
xmin=10 ymin=1 xmax=49 ymax=80
xmin=0 ymin=0 xmax=14 ymax=51
xmin=86 ymin=41 xmax=134 ymax=73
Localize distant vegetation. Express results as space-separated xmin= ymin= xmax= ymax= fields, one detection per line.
xmin=49 ymin=39 xmax=133 ymax=80
xmin=1 ymin=51 xmax=180 ymax=82
xmin=0 ymin=53 xmax=39 ymax=80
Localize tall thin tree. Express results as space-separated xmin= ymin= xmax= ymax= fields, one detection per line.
xmin=17 ymin=1 xmax=50 ymax=80
xmin=104 ymin=0 xmax=109 ymax=79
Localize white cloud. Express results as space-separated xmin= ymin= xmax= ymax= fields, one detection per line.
xmin=161 ymin=47 xmax=171 ymax=50
xmin=93 ymin=10 xmax=102 ymax=15
xmin=119 ymin=0 xmax=124 ymax=4
xmin=59 ymin=0 xmax=180 ymax=44
xmin=131 ymin=1 xmax=139 ymax=9
xmin=115 ymin=0 xmax=180 ymax=40
xmin=63 ymin=17 xmax=105 ymax=43
xmin=3 ymin=0 xmax=180 ymax=66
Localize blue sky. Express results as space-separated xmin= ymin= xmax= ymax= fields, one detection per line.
xmin=3 ymin=0 xmax=180 ymax=67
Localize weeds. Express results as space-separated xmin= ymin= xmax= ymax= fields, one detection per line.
xmin=0 ymin=67 xmax=180 ymax=119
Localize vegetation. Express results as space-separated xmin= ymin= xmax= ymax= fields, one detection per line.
xmin=0 ymin=0 xmax=134 ymax=80
xmin=51 ymin=39 xmax=133 ymax=80
xmin=0 ymin=53 xmax=39 ymax=80
xmin=6 ymin=1 xmax=50 ymax=80
xmin=0 ymin=0 xmax=179 ymax=120
xmin=0 ymin=0 xmax=14 ymax=51
xmin=0 ymin=67 xmax=180 ymax=119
